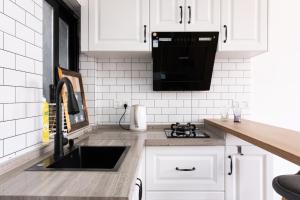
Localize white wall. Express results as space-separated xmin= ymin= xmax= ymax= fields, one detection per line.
xmin=251 ymin=0 xmax=300 ymax=198
xmin=0 ymin=0 xmax=43 ymax=163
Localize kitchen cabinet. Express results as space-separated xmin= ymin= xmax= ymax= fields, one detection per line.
xmin=220 ymin=0 xmax=268 ymax=51
xmin=146 ymin=146 xmax=224 ymax=191
xmin=132 ymin=148 xmax=146 ymax=200
xmin=150 ymin=0 xmax=220 ymax=32
xmin=225 ymin=145 xmax=273 ymax=200
xmin=88 ymin=0 xmax=150 ymax=51
xmin=185 ymin=0 xmax=220 ymax=31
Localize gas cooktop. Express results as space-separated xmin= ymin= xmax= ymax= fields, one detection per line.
xmin=164 ymin=123 xmax=210 ymax=138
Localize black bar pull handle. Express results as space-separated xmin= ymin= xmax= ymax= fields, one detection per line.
xmin=223 ymin=25 xmax=228 ymax=43
xmin=228 ymin=155 xmax=233 ymax=175
xmin=188 ymin=6 xmax=191 ymax=24
xmin=143 ymin=25 xmax=147 ymax=43
xmin=179 ymin=6 xmax=183 ymax=24
xmin=175 ymin=167 xmax=196 ymax=171
xmin=136 ymin=178 xmax=143 ymax=200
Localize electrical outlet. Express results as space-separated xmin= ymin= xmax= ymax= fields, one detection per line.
xmin=114 ymin=99 xmax=130 ymax=108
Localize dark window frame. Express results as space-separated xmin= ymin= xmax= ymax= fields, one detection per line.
xmin=44 ymin=0 xmax=80 ymax=84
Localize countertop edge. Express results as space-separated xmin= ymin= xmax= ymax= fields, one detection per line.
xmin=204 ymin=119 xmax=300 ymax=166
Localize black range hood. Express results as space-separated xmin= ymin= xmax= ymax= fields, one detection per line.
xmin=152 ymin=32 xmax=219 ymax=91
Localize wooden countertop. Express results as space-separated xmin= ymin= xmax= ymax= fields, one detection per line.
xmin=204 ymin=119 xmax=300 ymax=166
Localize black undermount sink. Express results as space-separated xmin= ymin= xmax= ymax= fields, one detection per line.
xmin=27 ymin=146 xmax=130 ymax=171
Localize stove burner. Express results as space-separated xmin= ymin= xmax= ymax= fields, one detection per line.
xmin=165 ymin=123 xmax=210 ymax=138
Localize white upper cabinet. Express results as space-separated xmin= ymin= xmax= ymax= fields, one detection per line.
xmin=88 ymin=0 xmax=150 ymax=51
xmin=185 ymin=0 xmax=220 ymax=31
xmin=150 ymin=0 xmax=220 ymax=32
xmin=150 ymin=0 xmax=185 ymax=32
xmin=220 ymin=0 xmax=268 ymax=51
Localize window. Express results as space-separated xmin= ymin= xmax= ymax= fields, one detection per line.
xmin=43 ymin=0 xmax=80 ymax=102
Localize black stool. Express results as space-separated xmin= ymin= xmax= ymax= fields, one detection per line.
xmin=273 ymin=171 xmax=300 ymax=200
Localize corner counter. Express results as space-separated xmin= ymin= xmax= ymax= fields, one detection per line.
xmin=204 ymin=119 xmax=300 ymax=166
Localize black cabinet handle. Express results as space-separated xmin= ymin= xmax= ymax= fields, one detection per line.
xmin=136 ymin=178 xmax=143 ymax=200
xmin=188 ymin=6 xmax=191 ymax=24
xmin=179 ymin=6 xmax=183 ymax=24
xmin=228 ymin=155 xmax=233 ymax=175
xmin=143 ymin=25 xmax=147 ymax=43
xmin=223 ymin=25 xmax=228 ymax=43
xmin=175 ymin=167 xmax=196 ymax=171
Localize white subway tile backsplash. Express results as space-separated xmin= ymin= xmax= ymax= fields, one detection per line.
xmin=34 ymin=32 xmax=42 ymax=47
xmin=4 ymin=69 xmax=25 ymax=86
xmin=26 ymin=130 xmax=40 ymax=146
xmin=16 ymin=0 xmax=34 ymax=14
xmin=16 ymin=55 xmax=35 ymax=73
xmin=0 ymin=68 xmax=3 ymax=85
xmin=4 ymin=33 xmax=26 ymax=55
xmin=81 ymin=54 xmax=251 ymax=125
xmin=4 ymin=0 xmax=25 ymax=24
xmin=0 ymin=13 xmax=15 ymax=35
xmin=26 ymin=73 xmax=42 ymax=88
xmin=0 ymin=0 xmax=3 ymax=12
xmin=0 ymin=86 xmax=15 ymax=103
xmin=26 ymin=102 xmax=41 ymax=117
xmin=0 ymin=120 xmax=16 ymax=139
xmin=16 ymin=22 xmax=35 ymax=44
xmin=0 ymin=31 xmax=3 ymax=49
xmin=4 ymin=103 xmax=26 ymax=120
xmin=3 ymin=134 xmax=26 ymax=155
xmin=0 ymin=0 xmax=42 ymax=161
xmin=0 ymin=140 xmax=3 ymax=157
xmin=25 ymin=12 xmax=42 ymax=33
xmin=25 ymin=42 xmax=42 ymax=61
xmin=16 ymin=116 xmax=40 ymax=135
xmin=34 ymin=0 xmax=42 ymax=7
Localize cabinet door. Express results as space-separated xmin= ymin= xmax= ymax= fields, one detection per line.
xmin=147 ymin=191 xmax=224 ymax=200
xmin=89 ymin=0 xmax=150 ymax=51
xmin=146 ymin=146 xmax=224 ymax=191
xmin=185 ymin=0 xmax=220 ymax=31
xmin=225 ymin=146 xmax=273 ymax=200
xmin=221 ymin=0 xmax=268 ymax=51
xmin=150 ymin=0 xmax=185 ymax=31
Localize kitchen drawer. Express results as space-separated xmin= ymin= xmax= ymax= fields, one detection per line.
xmin=146 ymin=146 xmax=224 ymax=191
xmin=147 ymin=191 xmax=224 ymax=200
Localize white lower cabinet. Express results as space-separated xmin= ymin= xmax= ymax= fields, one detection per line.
xmin=146 ymin=146 xmax=225 ymax=200
xmin=225 ymin=145 xmax=273 ymax=200
xmin=147 ymin=192 xmax=224 ymax=200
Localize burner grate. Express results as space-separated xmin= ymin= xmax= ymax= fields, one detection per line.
xmin=164 ymin=128 xmax=210 ymax=138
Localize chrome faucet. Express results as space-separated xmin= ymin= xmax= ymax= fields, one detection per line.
xmin=54 ymin=77 xmax=79 ymax=160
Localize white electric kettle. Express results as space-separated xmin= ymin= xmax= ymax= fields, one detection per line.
xmin=130 ymin=105 xmax=147 ymax=131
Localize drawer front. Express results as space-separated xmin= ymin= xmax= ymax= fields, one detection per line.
xmin=147 ymin=191 xmax=224 ymax=200
xmin=146 ymin=146 xmax=224 ymax=191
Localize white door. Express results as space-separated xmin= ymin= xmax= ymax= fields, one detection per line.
xmin=185 ymin=0 xmax=220 ymax=31
xmin=220 ymin=0 xmax=268 ymax=51
xmin=150 ymin=0 xmax=185 ymax=32
xmin=225 ymin=146 xmax=273 ymax=200
xmin=89 ymin=0 xmax=150 ymax=51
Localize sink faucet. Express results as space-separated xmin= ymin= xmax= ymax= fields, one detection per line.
xmin=54 ymin=77 xmax=80 ymax=160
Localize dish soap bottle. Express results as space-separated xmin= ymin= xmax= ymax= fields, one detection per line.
xmin=42 ymin=97 xmax=50 ymax=143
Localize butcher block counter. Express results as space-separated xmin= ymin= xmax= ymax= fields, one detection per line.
xmin=204 ymin=119 xmax=300 ymax=166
